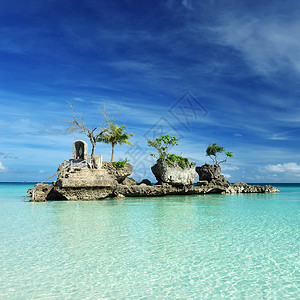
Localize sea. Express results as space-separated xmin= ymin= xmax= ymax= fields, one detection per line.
xmin=0 ymin=183 xmax=299 ymax=299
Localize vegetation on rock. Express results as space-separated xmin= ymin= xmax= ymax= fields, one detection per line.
xmin=147 ymin=135 xmax=192 ymax=169
xmin=206 ymin=142 xmax=233 ymax=165
xmin=112 ymin=158 xmax=129 ymax=169
xmin=166 ymin=154 xmax=190 ymax=169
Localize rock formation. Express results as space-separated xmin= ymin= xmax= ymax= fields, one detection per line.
xmin=28 ymin=161 xmax=279 ymax=202
xmin=196 ymin=164 xmax=221 ymax=181
xmin=101 ymin=161 xmax=133 ymax=183
xmin=151 ymin=158 xmax=197 ymax=186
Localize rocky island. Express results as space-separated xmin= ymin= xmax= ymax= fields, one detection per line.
xmin=28 ymin=140 xmax=279 ymax=202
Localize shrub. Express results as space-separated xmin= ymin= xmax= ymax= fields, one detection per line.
xmin=147 ymin=135 xmax=193 ymax=169
xmin=112 ymin=158 xmax=129 ymax=169
xmin=166 ymin=154 xmax=190 ymax=169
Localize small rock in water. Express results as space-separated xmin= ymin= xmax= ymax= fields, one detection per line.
xmin=113 ymin=193 xmax=125 ymax=199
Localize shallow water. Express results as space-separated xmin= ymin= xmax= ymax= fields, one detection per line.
xmin=0 ymin=183 xmax=299 ymax=299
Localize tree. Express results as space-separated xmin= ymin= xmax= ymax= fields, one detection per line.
xmin=147 ymin=135 xmax=179 ymax=159
xmin=147 ymin=135 xmax=191 ymax=168
xmin=67 ymin=101 xmax=109 ymax=168
xmin=98 ymin=122 xmax=133 ymax=162
xmin=206 ymin=142 xmax=233 ymax=165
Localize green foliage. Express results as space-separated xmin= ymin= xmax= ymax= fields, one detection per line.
xmin=98 ymin=122 xmax=133 ymax=162
xmin=206 ymin=142 xmax=234 ymax=165
xmin=225 ymin=151 xmax=234 ymax=158
xmin=206 ymin=143 xmax=224 ymax=157
xmin=99 ymin=122 xmax=133 ymax=147
xmin=147 ymin=135 xmax=178 ymax=159
xmin=112 ymin=158 xmax=129 ymax=169
xmin=147 ymin=135 xmax=192 ymax=169
xmin=166 ymin=154 xmax=190 ymax=169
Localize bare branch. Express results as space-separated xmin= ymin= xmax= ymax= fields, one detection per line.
xmin=66 ymin=101 xmax=111 ymax=168
xmin=67 ymin=101 xmax=89 ymax=136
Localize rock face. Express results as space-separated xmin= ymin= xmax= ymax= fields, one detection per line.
xmin=151 ymin=159 xmax=197 ymax=186
xmin=196 ymin=164 xmax=221 ymax=181
xmin=27 ymin=183 xmax=53 ymax=202
xmin=121 ymin=177 xmax=138 ymax=186
xmin=29 ymin=162 xmax=132 ymax=201
xmin=52 ymin=168 xmax=118 ymax=200
xmin=195 ymin=164 xmax=233 ymax=193
xmin=101 ymin=162 xmax=133 ymax=183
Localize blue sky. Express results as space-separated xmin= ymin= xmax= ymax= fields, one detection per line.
xmin=0 ymin=0 xmax=299 ymax=182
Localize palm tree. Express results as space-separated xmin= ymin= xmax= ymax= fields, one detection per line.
xmin=98 ymin=122 xmax=133 ymax=162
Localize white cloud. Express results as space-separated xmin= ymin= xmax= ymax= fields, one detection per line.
xmin=265 ymin=162 xmax=300 ymax=173
xmin=0 ymin=162 xmax=7 ymax=172
xmin=223 ymin=173 xmax=231 ymax=179
xmin=221 ymin=165 xmax=239 ymax=171
xmin=72 ymin=97 xmax=85 ymax=102
xmin=213 ymin=15 xmax=300 ymax=77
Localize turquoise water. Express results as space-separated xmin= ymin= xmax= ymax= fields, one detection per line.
xmin=0 ymin=183 xmax=299 ymax=299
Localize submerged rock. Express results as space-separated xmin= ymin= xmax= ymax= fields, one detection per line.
xmin=151 ymin=158 xmax=197 ymax=186
xmin=113 ymin=193 xmax=125 ymax=199
xmin=232 ymin=182 xmax=279 ymax=193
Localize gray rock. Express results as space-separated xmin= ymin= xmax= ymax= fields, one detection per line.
xmin=48 ymin=186 xmax=114 ymax=201
xmin=196 ymin=164 xmax=221 ymax=182
xmin=139 ymin=179 xmax=152 ymax=186
xmin=151 ymin=158 xmax=197 ymax=186
xmin=113 ymin=193 xmax=125 ymax=199
xmin=196 ymin=180 xmax=208 ymax=186
xmin=121 ymin=177 xmax=138 ymax=186
xmin=102 ymin=161 xmax=133 ymax=183
xmin=56 ymin=169 xmax=118 ymax=188
xmin=232 ymin=182 xmax=279 ymax=193
xmin=28 ymin=183 xmax=53 ymax=202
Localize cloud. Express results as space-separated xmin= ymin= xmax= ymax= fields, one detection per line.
xmin=0 ymin=152 xmax=18 ymax=159
xmin=221 ymin=165 xmax=240 ymax=171
xmin=213 ymin=12 xmax=300 ymax=78
xmin=0 ymin=162 xmax=8 ymax=172
xmin=181 ymin=0 xmax=193 ymax=10
xmin=265 ymin=162 xmax=300 ymax=173
xmin=223 ymin=173 xmax=231 ymax=179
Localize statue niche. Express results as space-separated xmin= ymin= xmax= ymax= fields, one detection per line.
xmin=72 ymin=140 xmax=88 ymax=160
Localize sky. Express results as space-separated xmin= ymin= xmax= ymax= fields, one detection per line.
xmin=0 ymin=0 xmax=299 ymax=183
